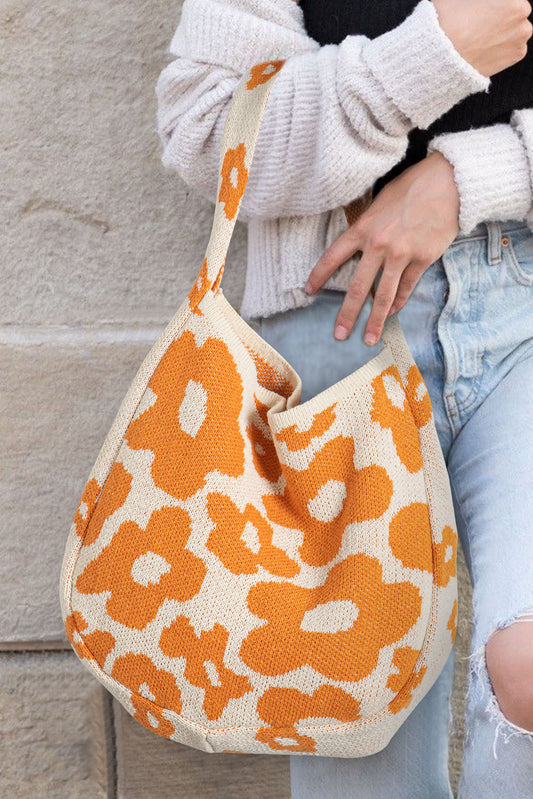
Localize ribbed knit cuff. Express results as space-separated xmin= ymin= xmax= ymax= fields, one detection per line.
xmin=427 ymin=124 xmax=533 ymax=235
xmin=510 ymin=108 xmax=533 ymax=197
xmin=362 ymin=0 xmax=491 ymax=131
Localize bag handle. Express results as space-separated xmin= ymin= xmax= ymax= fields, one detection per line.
xmin=194 ymin=59 xmax=377 ymax=305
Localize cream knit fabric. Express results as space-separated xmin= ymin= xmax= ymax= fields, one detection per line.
xmin=155 ymin=0 xmax=533 ymax=322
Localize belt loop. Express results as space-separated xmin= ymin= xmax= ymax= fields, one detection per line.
xmin=486 ymin=221 xmax=502 ymax=264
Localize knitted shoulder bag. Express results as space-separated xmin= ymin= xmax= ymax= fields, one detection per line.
xmin=59 ymin=59 xmax=458 ymax=758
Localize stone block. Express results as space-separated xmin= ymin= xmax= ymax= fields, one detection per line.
xmin=0 ymin=651 xmax=115 ymax=798
xmin=113 ymin=699 xmax=291 ymax=799
xmin=1 ymin=339 xmax=161 ymax=642
xmin=0 ymin=0 xmax=246 ymax=327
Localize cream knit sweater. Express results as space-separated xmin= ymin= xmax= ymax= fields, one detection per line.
xmin=156 ymin=0 xmax=533 ymax=322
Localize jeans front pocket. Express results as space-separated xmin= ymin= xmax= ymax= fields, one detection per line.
xmin=505 ymin=225 xmax=533 ymax=286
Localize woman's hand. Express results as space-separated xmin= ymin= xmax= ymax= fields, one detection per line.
xmin=433 ymin=0 xmax=533 ymax=78
xmin=304 ymin=151 xmax=461 ymax=345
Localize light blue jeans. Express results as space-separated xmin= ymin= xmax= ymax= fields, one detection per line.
xmin=249 ymin=219 xmax=533 ymax=799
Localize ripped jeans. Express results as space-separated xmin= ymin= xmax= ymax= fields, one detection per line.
xmin=248 ymin=219 xmax=533 ymax=798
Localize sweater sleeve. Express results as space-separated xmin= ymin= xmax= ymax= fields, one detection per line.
xmin=426 ymin=113 xmax=533 ymax=236
xmin=155 ymin=0 xmax=490 ymax=222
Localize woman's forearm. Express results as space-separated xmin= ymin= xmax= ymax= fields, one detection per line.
xmin=155 ymin=0 xmax=489 ymax=221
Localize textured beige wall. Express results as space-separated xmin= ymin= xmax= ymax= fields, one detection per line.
xmin=1 ymin=0 xmax=472 ymax=794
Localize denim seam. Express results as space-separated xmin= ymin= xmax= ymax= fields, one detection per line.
xmin=504 ymin=238 xmax=533 ymax=287
xmin=453 ymin=355 xmax=486 ymax=419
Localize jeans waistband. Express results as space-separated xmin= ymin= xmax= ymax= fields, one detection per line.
xmin=452 ymin=219 xmax=530 ymax=242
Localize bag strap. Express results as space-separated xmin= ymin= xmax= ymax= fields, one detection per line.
xmin=195 ymin=59 xmax=379 ymax=307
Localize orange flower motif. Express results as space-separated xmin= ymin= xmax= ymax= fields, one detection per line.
xmin=255 ymin=684 xmax=361 ymax=752
xmin=246 ymin=60 xmax=285 ymax=90
xmin=75 ymin=504 xmax=207 ymax=630
xmin=218 ymin=142 xmax=248 ymax=220
xmin=187 ymin=257 xmax=209 ymax=314
xmin=388 ymin=502 xmax=433 ymax=573
xmin=64 ymin=609 xmax=116 ymax=666
xmin=125 ymin=329 xmax=245 ymax=500
xmin=73 ymin=478 xmax=101 ymax=538
xmin=275 ymin=405 xmax=337 ymax=452
xmin=256 ymin=726 xmax=317 ymax=753
xmin=212 ymin=260 xmax=224 ymax=293
xmin=386 ymin=646 xmax=427 ymax=714
xmin=262 ymin=433 xmax=393 ymax=567
xmin=405 ymin=364 xmax=433 ymax=429
xmin=245 ymin=395 xmax=283 ymax=484
xmin=159 ymin=616 xmax=253 ymax=721
xmin=112 ymin=652 xmax=182 ymax=739
xmin=434 ymin=525 xmax=457 ymax=587
xmin=243 ymin=349 xmax=295 ymax=399
xmin=447 ymin=598 xmax=458 ymax=643
xmin=239 ymin=553 xmax=422 ymax=682
xmin=187 ymin=257 xmax=224 ymax=312
xmin=205 ymin=492 xmax=299 ymax=577
xmin=370 ymin=364 xmax=424 ymax=473
xmin=82 ymin=461 xmax=132 ymax=547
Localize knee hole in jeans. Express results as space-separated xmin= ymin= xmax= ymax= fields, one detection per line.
xmin=465 ymin=610 xmax=533 ymax=759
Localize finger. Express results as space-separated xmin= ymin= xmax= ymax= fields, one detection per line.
xmin=333 ymin=253 xmax=383 ymax=340
xmin=364 ymin=267 xmax=403 ymax=345
xmin=387 ymin=264 xmax=426 ymax=315
xmin=305 ymin=226 xmax=363 ymax=294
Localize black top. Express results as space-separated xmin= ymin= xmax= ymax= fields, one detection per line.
xmin=300 ymin=0 xmax=533 ymax=194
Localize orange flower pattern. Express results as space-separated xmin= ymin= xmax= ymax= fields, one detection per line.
xmin=262 ymin=434 xmax=393 ymax=567
xmin=239 ymin=554 xmax=422 ymax=681
xmin=246 ymin=60 xmax=285 ymax=91
xmin=434 ymin=525 xmax=457 ymax=587
xmin=73 ymin=478 xmax=101 ymax=538
xmin=187 ymin=256 xmax=209 ymax=314
xmin=370 ymin=364 xmax=424 ymax=473
xmin=159 ymin=616 xmax=253 ymax=721
xmin=112 ymin=653 xmax=182 ymax=739
xmin=82 ymin=461 xmax=132 ymax=547
xmin=405 ymin=363 xmax=433 ymax=429
xmin=218 ymin=142 xmax=248 ymax=221
xmin=387 ymin=646 xmax=428 ymax=715
xmin=275 ymin=405 xmax=337 ymax=452
xmin=243 ymin=347 xmax=295 ymax=399
xmin=388 ymin=502 xmax=433 ymax=573
xmin=245 ymin=394 xmax=283 ymax=483
xmin=125 ymin=329 xmax=246 ymax=500
xmin=75 ymin=504 xmax=206 ymax=629
xmin=64 ymin=610 xmax=115 ymax=666
xmin=205 ymin=492 xmax=299 ymax=577
xmin=255 ymin=684 xmax=361 ymax=753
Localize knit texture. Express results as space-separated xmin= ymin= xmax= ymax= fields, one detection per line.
xmin=301 ymin=0 xmax=533 ymax=195
xmin=427 ymin=121 xmax=533 ymax=235
xmin=155 ymin=0 xmax=533 ymax=323
xmin=60 ymin=61 xmax=459 ymax=758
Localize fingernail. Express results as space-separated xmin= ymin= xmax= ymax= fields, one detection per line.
xmin=389 ymin=304 xmax=398 ymax=315
xmin=304 ymin=279 xmax=313 ymax=294
xmin=364 ymin=332 xmax=378 ymax=346
xmin=334 ymin=325 xmax=348 ymax=340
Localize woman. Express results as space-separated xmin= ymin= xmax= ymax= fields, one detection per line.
xmin=156 ymin=1 xmax=533 ymax=796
